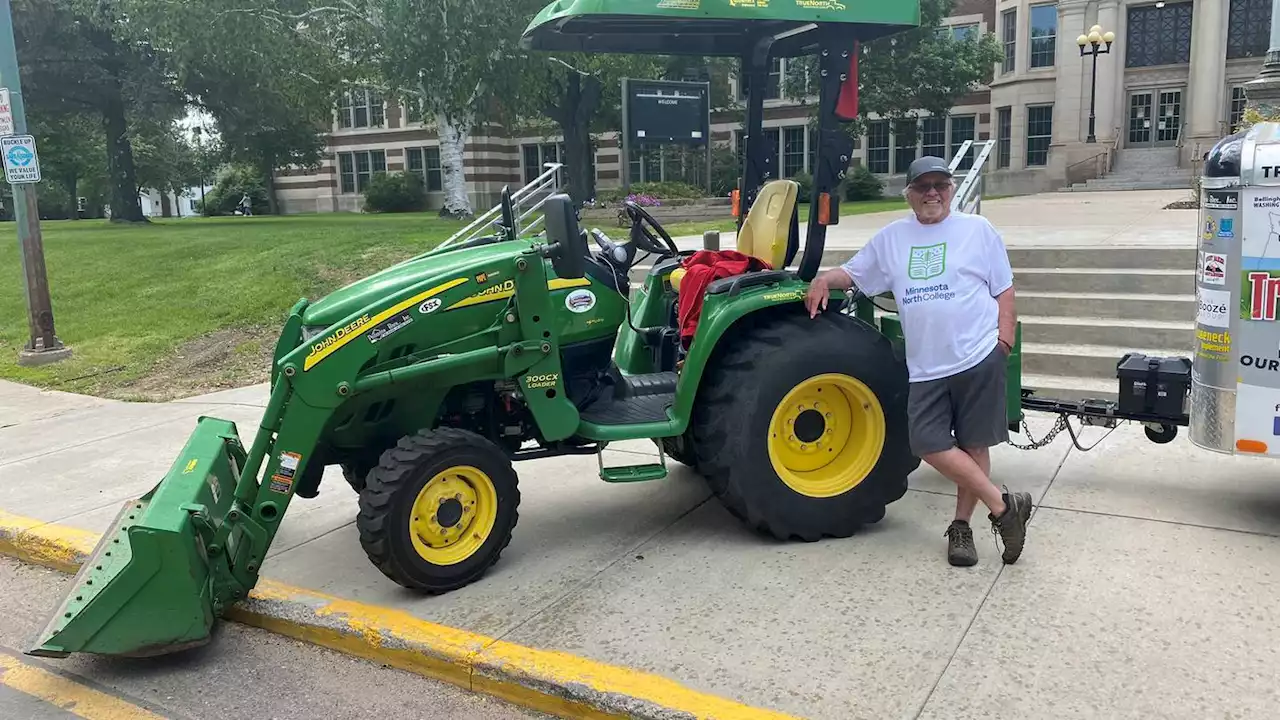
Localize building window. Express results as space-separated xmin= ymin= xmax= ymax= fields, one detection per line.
xmin=1001 ymin=9 xmax=1017 ymax=74
xmin=922 ymin=117 xmax=947 ymax=158
xmin=523 ymin=142 xmax=564 ymax=185
xmin=739 ymin=58 xmax=783 ymax=101
xmin=1029 ymin=4 xmax=1058 ymax=68
xmin=950 ymin=115 xmax=977 ymax=171
xmin=406 ymin=147 xmax=443 ymax=192
xmin=1228 ymin=0 xmax=1272 ymax=59
xmin=783 ymin=126 xmax=806 ymax=177
xmin=1230 ymin=86 xmax=1249 ymax=133
xmin=337 ymin=88 xmax=385 ymax=129
xmin=867 ymin=120 xmax=890 ymax=174
xmin=893 ymin=119 xmax=918 ymax=174
xmin=997 ymin=107 xmax=1012 ymax=169
xmin=1025 ymin=105 xmax=1053 ymax=167
xmin=1125 ymin=2 xmax=1194 ymax=68
xmin=338 ymin=150 xmax=387 ymax=193
xmin=940 ymin=23 xmax=980 ymax=41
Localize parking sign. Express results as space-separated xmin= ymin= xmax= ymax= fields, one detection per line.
xmin=2 ymin=134 xmax=40 ymax=184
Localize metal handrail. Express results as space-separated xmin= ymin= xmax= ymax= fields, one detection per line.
xmin=435 ymin=162 xmax=566 ymax=251
xmin=1175 ymin=121 xmax=1188 ymax=167
xmin=950 ymin=139 xmax=996 ymax=215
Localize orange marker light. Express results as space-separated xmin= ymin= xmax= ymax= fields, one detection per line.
xmin=731 ymin=189 xmax=740 ymax=218
xmin=817 ymin=192 xmax=832 ymax=225
xmin=1236 ymin=439 xmax=1268 ymax=454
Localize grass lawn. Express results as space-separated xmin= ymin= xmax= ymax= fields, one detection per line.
xmin=0 ymin=197 xmax=908 ymax=401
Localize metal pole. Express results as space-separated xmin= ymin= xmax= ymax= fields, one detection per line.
xmin=0 ymin=0 xmax=69 ymax=366
xmin=1087 ymin=49 xmax=1099 ymax=143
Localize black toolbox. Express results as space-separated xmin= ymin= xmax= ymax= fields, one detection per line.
xmin=1116 ymin=353 xmax=1191 ymax=420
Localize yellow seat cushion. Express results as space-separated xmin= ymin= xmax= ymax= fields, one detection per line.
xmin=670 ymin=267 xmax=687 ymax=292
xmin=668 ymin=180 xmax=798 ymax=294
xmin=737 ymin=179 xmax=799 ymax=269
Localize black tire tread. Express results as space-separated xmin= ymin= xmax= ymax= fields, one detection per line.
xmin=690 ymin=310 xmax=916 ymax=541
xmin=356 ymin=427 xmax=520 ymax=593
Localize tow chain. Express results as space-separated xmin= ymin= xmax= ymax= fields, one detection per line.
xmin=1008 ymin=413 xmax=1117 ymax=452
xmin=1007 ymin=414 xmax=1068 ymax=450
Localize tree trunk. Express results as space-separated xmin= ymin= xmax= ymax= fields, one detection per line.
xmin=160 ymin=192 xmax=172 ymax=217
xmin=436 ymin=112 xmax=472 ymax=219
xmin=550 ymin=73 xmax=603 ymax=206
xmin=261 ymin=158 xmax=279 ymax=215
xmin=102 ymin=80 xmax=146 ymax=223
xmin=66 ymin=174 xmax=79 ymax=220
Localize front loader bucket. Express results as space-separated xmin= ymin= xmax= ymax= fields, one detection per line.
xmin=27 ymin=417 xmax=247 ymax=658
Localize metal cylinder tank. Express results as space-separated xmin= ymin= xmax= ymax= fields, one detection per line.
xmin=1190 ymin=121 xmax=1280 ymax=458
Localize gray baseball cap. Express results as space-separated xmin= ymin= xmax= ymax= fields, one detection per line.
xmin=906 ymin=155 xmax=953 ymax=184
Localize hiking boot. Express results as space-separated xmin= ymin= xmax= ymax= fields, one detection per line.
xmin=989 ymin=488 xmax=1034 ymax=564
xmin=945 ymin=520 xmax=978 ymax=567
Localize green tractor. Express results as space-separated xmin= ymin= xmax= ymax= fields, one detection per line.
xmin=29 ymin=0 xmax=940 ymax=658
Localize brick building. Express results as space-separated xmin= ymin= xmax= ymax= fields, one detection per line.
xmin=274 ymin=0 xmax=1272 ymax=214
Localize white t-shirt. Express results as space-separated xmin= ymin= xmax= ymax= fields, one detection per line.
xmin=840 ymin=211 xmax=1014 ymax=383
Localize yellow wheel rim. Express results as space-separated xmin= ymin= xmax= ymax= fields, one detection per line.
xmin=766 ymin=373 xmax=886 ymax=498
xmin=408 ymin=466 xmax=498 ymax=566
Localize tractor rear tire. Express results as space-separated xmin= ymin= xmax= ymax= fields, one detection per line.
xmin=356 ymin=427 xmax=520 ymax=593
xmin=658 ymin=430 xmax=698 ymax=470
xmin=691 ymin=310 xmax=917 ymax=541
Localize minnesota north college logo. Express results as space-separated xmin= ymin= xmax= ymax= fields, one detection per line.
xmin=908 ymin=243 xmax=947 ymax=280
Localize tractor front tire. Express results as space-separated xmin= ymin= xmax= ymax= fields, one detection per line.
xmin=691 ymin=310 xmax=917 ymax=541
xmin=356 ymin=427 xmax=520 ymax=593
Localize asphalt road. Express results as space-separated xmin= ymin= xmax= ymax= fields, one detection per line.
xmin=0 ymin=557 xmax=544 ymax=720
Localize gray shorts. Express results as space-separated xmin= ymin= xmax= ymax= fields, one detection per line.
xmin=907 ymin=344 xmax=1010 ymax=457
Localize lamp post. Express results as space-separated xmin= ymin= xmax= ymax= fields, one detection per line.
xmin=1077 ymin=24 xmax=1116 ymax=144
xmin=1243 ymin=0 xmax=1280 ymax=120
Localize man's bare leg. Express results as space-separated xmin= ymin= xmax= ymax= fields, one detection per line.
xmin=955 ymin=447 xmax=990 ymax=523
xmin=922 ymin=447 xmax=1006 ymax=517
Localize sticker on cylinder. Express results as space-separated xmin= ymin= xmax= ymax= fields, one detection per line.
xmin=1233 ymin=382 xmax=1280 ymax=455
xmin=1205 ymin=191 xmax=1239 ymax=211
xmin=1201 ymin=252 xmax=1226 ymax=285
xmin=565 ymin=289 xmax=596 ymax=313
xmin=1197 ymin=287 xmax=1231 ymax=327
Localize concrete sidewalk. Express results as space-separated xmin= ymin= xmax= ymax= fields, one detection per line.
xmin=671 ymin=188 xmax=1197 ymax=252
xmin=5 ymin=373 xmax=1280 ymax=719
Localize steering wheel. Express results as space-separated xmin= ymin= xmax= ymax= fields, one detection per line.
xmin=623 ymin=201 xmax=681 ymax=258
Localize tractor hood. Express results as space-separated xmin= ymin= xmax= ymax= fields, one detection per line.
xmin=521 ymin=0 xmax=921 ymax=56
xmin=302 ymin=241 xmax=528 ymax=328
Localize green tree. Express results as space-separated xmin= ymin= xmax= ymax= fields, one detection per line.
xmin=13 ymin=0 xmax=185 ymax=222
xmin=783 ymin=0 xmax=1004 ymax=131
xmin=28 ymin=111 xmax=107 ymax=219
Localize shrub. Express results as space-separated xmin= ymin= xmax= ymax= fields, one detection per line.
xmin=199 ymin=165 xmax=269 ymax=216
xmin=628 ymin=181 xmax=705 ymax=200
xmin=790 ymin=171 xmax=813 ymax=203
xmin=363 ymin=171 xmax=426 ymax=213
xmin=843 ymin=164 xmax=884 ymax=202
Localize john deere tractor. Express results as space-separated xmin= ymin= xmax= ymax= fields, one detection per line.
xmin=30 ymin=0 xmax=932 ymax=658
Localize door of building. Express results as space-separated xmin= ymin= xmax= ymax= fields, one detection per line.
xmin=1127 ymin=88 xmax=1183 ymax=148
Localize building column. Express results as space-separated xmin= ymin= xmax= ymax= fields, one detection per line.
xmin=1187 ymin=0 xmax=1229 ymax=147
xmin=1053 ymin=0 xmax=1091 ymax=146
xmin=1094 ymin=0 xmax=1122 ymax=144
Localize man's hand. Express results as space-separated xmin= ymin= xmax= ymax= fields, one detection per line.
xmin=805 ymin=277 xmax=830 ymax=318
xmin=805 ymin=269 xmax=855 ymax=319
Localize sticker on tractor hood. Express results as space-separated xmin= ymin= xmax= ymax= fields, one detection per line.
xmin=419 ymin=298 xmax=442 ymax=314
xmin=368 ymin=312 xmax=413 ymax=343
xmin=565 ymin=289 xmax=596 ymax=313
xmin=302 ymin=277 xmax=469 ymax=371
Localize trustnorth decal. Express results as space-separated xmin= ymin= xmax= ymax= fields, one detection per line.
xmin=368 ymin=312 xmax=413 ymax=343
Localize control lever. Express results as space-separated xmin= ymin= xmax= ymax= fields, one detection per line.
xmin=590 ymin=228 xmax=632 ymax=266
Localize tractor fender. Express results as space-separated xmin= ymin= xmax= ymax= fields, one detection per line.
xmin=669 ymin=277 xmax=823 ymax=431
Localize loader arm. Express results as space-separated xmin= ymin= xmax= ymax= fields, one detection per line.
xmin=30 ymin=241 xmax=580 ymax=659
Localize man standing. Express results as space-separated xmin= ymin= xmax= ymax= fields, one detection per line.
xmin=804 ymin=156 xmax=1033 ymax=567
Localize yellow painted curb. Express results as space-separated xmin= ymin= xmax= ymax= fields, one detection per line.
xmin=0 ymin=511 xmax=804 ymax=720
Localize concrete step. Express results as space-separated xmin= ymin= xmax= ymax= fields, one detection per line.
xmin=1014 ymin=267 xmax=1194 ymax=294
xmin=1073 ymin=180 xmax=1193 ymax=191
xmin=1022 ymin=342 xmax=1188 ymax=379
xmin=1020 ymin=373 xmax=1120 ymax=403
xmin=1020 ymin=315 xmax=1194 ymax=349
xmin=1016 ymin=291 xmax=1195 ymax=322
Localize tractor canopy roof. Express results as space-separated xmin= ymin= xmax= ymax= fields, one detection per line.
xmin=521 ymin=0 xmax=921 ymax=57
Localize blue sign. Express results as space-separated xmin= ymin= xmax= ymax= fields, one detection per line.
xmin=1 ymin=134 xmax=40 ymax=184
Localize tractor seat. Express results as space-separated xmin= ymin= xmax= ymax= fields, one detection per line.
xmin=669 ymin=179 xmax=799 ymax=292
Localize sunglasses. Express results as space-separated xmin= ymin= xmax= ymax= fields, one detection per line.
xmin=909 ymin=180 xmax=953 ymax=194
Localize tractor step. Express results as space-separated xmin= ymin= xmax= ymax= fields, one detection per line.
xmin=599 ymin=464 xmax=669 ymax=482
xmin=596 ymin=440 xmax=668 ymax=483
xmin=579 ymin=392 xmax=675 ymax=426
